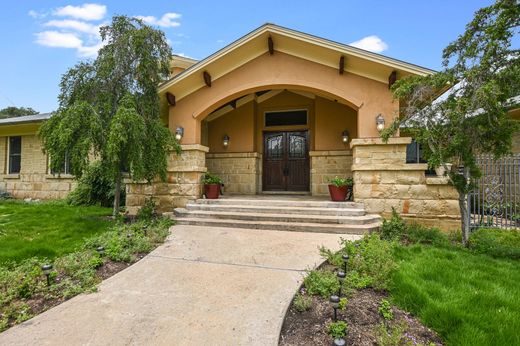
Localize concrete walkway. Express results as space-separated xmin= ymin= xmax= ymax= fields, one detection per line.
xmin=0 ymin=225 xmax=360 ymax=346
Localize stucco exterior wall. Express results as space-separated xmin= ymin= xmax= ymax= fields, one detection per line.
xmin=0 ymin=134 xmax=76 ymax=199
xmin=207 ymin=102 xmax=255 ymax=153
xmin=206 ymin=152 xmax=261 ymax=194
xmin=351 ymin=138 xmax=460 ymax=230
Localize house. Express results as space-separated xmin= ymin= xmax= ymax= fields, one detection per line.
xmin=1 ymin=24 xmax=518 ymax=229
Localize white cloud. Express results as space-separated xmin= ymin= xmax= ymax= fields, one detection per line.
xmin=216 ymin=39 xmax=225 ymax=43
xmin=136 ymin=13 xmax=181 ymax=28
xmin=77 ymin=42 xmax=105 ymax=57
xmin=349 ymin=35 xmax=388 ymax=53
xmin=28 ymin=10 xmax=47 ymax=19
xmin=35 ymin=31 xmax=83 ymax=48
xmin=44 ymin=19 xmax=100 ymax=35
xmin=54 ymin=3 xmax=106 ymax=21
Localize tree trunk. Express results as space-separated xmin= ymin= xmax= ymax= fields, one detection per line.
xmin=458 ymin=189 xmax=470 ymax=247
xmin=113 ymin=171 xmax=121 ymax=217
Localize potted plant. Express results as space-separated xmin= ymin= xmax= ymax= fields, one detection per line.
xmin=328 ymin=177 xmax=354 ymax=202
xmin=203 ymin=172 xmax=223 ymax=199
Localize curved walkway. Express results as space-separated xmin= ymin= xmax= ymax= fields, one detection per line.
xmin=0 ymin=225 xmax=360 ymax=346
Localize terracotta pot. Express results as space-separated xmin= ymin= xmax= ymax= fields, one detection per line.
xmin=328 ymin=185 xmax=351 ymax=202
xmin=204 ymin=184 xmax=220 ymax=199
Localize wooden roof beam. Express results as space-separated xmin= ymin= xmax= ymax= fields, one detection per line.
xmin=203 ymin=71 xmax=212 ymax=87
xmin=388 ymin=70 xmax=397 ymax=89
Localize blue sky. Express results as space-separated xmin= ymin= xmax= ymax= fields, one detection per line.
xmin=0 ymin=1 xmax=493 ymax=113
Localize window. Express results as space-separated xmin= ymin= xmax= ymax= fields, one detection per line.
xmin=50 ymin=152 xmax=72 ymax=175
xmin=8 ymin=136 xmax=21 ymax=174
xmin=406 ymin=139 xmax=435 ymax=175
xmin=265 ymin=110 xmax=307 ymax=127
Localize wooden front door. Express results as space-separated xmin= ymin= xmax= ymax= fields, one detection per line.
xmin=263 ymin=131 xmax=310 ymax=191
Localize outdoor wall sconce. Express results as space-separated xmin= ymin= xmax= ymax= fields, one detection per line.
xmin=376 ymin=114 xmax=385 ymax=132
xmin=175 ymin=126 xmax=184 ymax=141
xmin=341 ymin=130 xmax=349 ymax=143
xmin=329 ymin=294 xmax=340 ymax=321
xmin=41 ymin=264 xmax=53 ymax=286
xmin=223 ymin=135 xmax=230 ymax=147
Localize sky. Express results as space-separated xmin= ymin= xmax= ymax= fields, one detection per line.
xmin=0 ymin=0 xmax=495 ymax=113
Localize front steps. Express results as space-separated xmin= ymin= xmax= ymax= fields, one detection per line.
xmin=172 ymin=197 xmax=381 ymax=234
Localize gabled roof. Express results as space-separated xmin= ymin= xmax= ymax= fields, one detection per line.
xmin=159 ymin=23 xmax=436 ymax=102
xmin=0 ymin=113 xmax=52 ymax=126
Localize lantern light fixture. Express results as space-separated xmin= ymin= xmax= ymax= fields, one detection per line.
xmin=341 ymin=254 xmax=349 ymax=273
xmin=341 ymin=130 xmax=349 ymax=143
xmin=330 ymin=294 xmax=340 ymax=321
xmin=96 ymin=246 xmax=105 ymax=256
xmin=41 ymin=264 xmax=53 ymax=286
xmin=332 ymin=338 xmax=346 ymax=346
xmin=175 ymin=126 xmax=184 ymax=141
xmin=376 ymin=114 xmax=385 ymax=132
xmin=223 ymin=135 xmax=230 ymax=147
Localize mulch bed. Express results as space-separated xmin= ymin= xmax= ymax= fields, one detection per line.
xmin=279 ymin=288 xmax=443 ymax=346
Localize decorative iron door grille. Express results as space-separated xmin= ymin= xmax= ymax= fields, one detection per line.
xmin=468 ymin=154 xmax=520 ymax=230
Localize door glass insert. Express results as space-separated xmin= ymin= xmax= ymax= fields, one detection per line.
xmin=289 ymin=135 xmax=305 ymax=158
xmin=266 ymin=135 xmax=283 ymax=159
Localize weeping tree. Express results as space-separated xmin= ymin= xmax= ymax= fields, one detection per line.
xmin=382 ymin=0 xmax=520 ymax=245
xmin=40 ymin=16 xmax=179 ymax=216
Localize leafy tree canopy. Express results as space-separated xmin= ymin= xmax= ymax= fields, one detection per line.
xmin=382 ymin=0 xmax=520 ymax=244
xmin=39 ymin=15 xmax=180 ymax=215
xmin=0 ymin=106 xmax=38 ymax=118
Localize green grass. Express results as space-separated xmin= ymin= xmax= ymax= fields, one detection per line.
xmin=0 ymin=200 xmax=113 ymax=264
xmin=390 ymin=244 xmax=520 ymax=346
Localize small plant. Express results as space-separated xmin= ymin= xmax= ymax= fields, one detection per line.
xmin=319 ymin=246 xmax=343 ymax=266
xmin=329 ymin=176 xmax=354 ymax=187
xmin=375 ymin=321 xmax=408 ymax=346
xmin=328 ymin=320 xmax=348 ymax=339
xmin=380 ymin=208 xmax=406 ymax=241
xmin=338 ymin=297 xmax=348 ymax=310
xmin=203 ymin=172 xmax=223 ymax=185
xmin=379 ymin=299 xmax=394 ymax=320
xmin=303 ymin=270 xmax=340 ymax=298
xmin=136 ymin=197 xmax=157 ymax=221
xmin=293 ymin=293 xmax=312 ymax=312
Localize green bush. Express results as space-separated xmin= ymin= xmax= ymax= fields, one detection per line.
xmin=67 ymin=161 xmax=124 ymax=207
xmin=303 ymin=270 xmax=340 ymax=298
xmin=469 ymin=228 xmax=520 ymax=259
xmin=202 ymin=172 xmax=223 ymax=185
xmin=136 ymin=197 xmax=157 ymax=222
xmin=319 ymin=245 xmax=343 ymax=267
xmin=293 ymin=293 xmax=312 ymax=312
xmin=328 ymin=320 xmax=348 ymax=339
xmin=380 ymin=208 xmax=406 ymax=241
xmin=378 ymin=299 xmax=394 ymax=320
xmin=404 ymin=223 xmax=450 ymax=247
xmin=343 ymin=234 xmax=396 ymax=290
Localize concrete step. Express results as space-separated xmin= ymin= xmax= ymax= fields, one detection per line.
xmin=184 ymin=203 xmax=365 ymax=216
xmin=174 ymin=208 xmax=380 ymax=225
xmin=194 ymin=198 xmax=363 ymax=209
xmin=173 ymin=217 xmax=379 ymax=234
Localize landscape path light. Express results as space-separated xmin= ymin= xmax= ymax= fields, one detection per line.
xmin=96 ymin=246 xmax=105 ymax=256
xmin=337 ymin=270 xmax=346 ymax=296
xmin=333 ymin=338 xmax=346 ymax=346
xmin=330 ymin=294 xmax=340 ymax=321
xmin=41 ymin=264 xmax=53 ymax=286
xmin=342 ymin=254 xmax=349 ymax=273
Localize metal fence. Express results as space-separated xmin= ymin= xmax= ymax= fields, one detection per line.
xmin=468 ymin=154 xmax=520 ymax=230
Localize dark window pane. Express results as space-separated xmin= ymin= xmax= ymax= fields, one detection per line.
xmin=265 ymin=110 xmax=307 ymax=127
xmin=267 ymin=135 xmax=283 ymax=159
xmin=289 ymin=135 xmax=305 ymax=158
xmin=8 ymin=136 xmax=21 ymax=174
xmin=406 ymin=141 xmax=419 ymax=163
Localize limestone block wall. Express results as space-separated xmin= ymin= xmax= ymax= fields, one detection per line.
xmin=0 ymin=135 xmax=76 ymax=199
xmin=310 ymin=150 xmax=353 ymax=195
xmin=206 ymin=152 xmax=262 ymax=194
xmin=125 ymin=144 xmax=208 ymax=214
xmin=351 ymin=138 xmax=460 ymax=230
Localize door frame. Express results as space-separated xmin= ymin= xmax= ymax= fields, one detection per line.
xmin=262 ymin=129 xmax=310 ymax=192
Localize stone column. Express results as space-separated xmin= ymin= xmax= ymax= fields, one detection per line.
xmin=125 ymin=144 xmax=208 ymax=214
xmin=351 ymin=137 xmax=460 ymax=230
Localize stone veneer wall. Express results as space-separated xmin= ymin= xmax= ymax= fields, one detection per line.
xmin=351 ymin=137 xmax=460 ymax=230
xmin=0 ymin=135 xmax=76 ymax=199
xmin=125 ymin=144 xmax=208 ymax=214
xmin=310 ymin=150 xmax=353 ymax=196
xmin=206 ymin=152 xmax=262 ymax=194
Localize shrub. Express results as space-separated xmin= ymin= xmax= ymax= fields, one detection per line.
xmin=378 ymin=299 xmax=394 ymax=320
xmin=203 ymin=172 xmax=222 ymax=185
xmin=338 ymin=297 xmax=348 ymax=310
xmin=293 ymin=293 xmax=312 ymax=312
xmin=380 ymin=208 xmax=406 ymax=241
xmin=319 ymin=246 xmax=343 ymax=267
xmin=67 ymin=161 xmax=123 ymax=207
xmin=404 ymin=223 xmax=449 ymax=247
xmin=343 ymin=234 xmax=396 ymax=290
xmin=303 ymin=270 xmax=340 ymax=298
xmin=469 ymin=228 xmax=520 ymax=259
xmin=328 ymin=176 xmax=354 ymax=187
xmin=328 ymin=320 xmax=348 ymax=339
xmin=136 ymin=197 xmax=157 ymax=222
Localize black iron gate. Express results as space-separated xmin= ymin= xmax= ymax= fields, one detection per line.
xmin=468 ymin=154 xmax=520 ymax=230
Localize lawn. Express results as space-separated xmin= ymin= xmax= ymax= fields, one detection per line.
xmin=391 ymin=243 xmax=520 ymax=346
xmin=0 ymin=200 xmax=113 ymax=264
